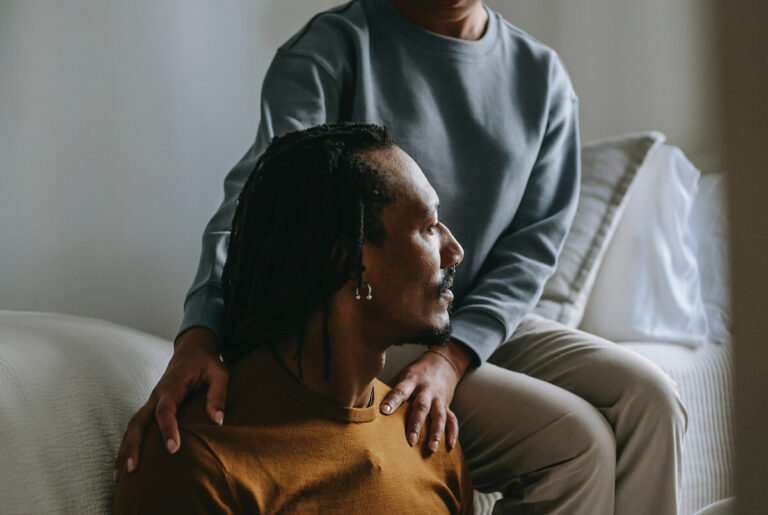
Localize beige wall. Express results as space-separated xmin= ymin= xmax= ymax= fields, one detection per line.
xmin=0 ymin=0 xmax=721 ymax=338
xmin=487 ymin=0 xmax=721 ymax=170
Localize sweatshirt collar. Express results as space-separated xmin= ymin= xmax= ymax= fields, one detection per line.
xmin=366 ymin=0 xmax=499 ymax=56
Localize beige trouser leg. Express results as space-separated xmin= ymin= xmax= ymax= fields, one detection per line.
xmin=380 ymin=314 xmax=688 ymax=515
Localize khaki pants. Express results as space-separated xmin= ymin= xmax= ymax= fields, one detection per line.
xmin=380 ymin=314 xmax=688 ymax=515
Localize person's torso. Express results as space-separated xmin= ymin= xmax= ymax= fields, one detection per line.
xmin=176 ymin=346 xmax=468 ymax=513
xmin=277 ymin=0 xmax=569 ymax=303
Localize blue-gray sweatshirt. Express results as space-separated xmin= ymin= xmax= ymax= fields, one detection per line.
xmin=180 ymin=0 xmax=580 ymax=364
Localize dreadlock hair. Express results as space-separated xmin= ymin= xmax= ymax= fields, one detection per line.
xmin=220 ymin=122 xmax=396 ymax=379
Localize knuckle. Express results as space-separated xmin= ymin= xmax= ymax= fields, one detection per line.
xmin=412 ymin=399 xmax=431 ymax=412
xmin=391 ymin=387 xmax=410 ymax=399
xmin=155 ymin=404 xmax=175 ymax=420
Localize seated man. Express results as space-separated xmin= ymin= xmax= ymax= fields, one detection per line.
xmin=113 ymin=123 xmax=472 ymax=514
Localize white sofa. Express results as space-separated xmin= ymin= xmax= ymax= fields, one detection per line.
xmin=0 ymin=135 xmax=733 ymax=514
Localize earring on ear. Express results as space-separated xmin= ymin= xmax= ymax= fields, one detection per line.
xmin=355 ymin=281 xmax=373 ymax=301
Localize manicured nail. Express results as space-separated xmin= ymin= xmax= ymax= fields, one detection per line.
xmin=113 ymin=469 xmax=119 ymax=482
xmin=214 ymin=411 xmax=224 ymax=426
xmin=381 ymin=404 xmax=392 ymax=414
xmin=166 ymin=439 xmax=178 ymax=454
xmin=430 ymin=440 xmax=439 ymax=452
xmin=126 ymin=458 xmax=135 ymax=473
xmin=409 ymin=431 xmax=419 ymax=446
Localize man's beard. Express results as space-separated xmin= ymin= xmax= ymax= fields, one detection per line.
xmin=408 ymin=266 xmax=457 ymax=348
xmin=411 ymin=321 xmax=452 ymax=348
xmin=438 ymin=265 xmax=456 ymax=298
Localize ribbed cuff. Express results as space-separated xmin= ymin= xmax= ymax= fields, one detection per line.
xmin=177 ymin=284 xmax=225 ymax=344
xmin=449 ymin=310 xmax=507 ymax=366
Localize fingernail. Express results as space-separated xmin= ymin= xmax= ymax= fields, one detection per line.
xmin=214 ymin=411 xmax=224 ymax=426
xmin=166 ymin=439 xmax=178 ymax=454
xmin=409 ymin=431 xmax=418 ymax=446
xmin=126 ymin=458 xmax=135 ymax=473
xmin=450 ymin=437 xmax=457 ymax=449
xmin=430 ymin=441 xmax=439 ymax=452
xmin=381 ymin=404 xmax=392 ymax=414
xmin=112 ymin=469 xmax=119 ymax=482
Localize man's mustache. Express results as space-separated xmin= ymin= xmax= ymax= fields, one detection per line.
xmin=439 ymin=266 xmax=457 ymax=296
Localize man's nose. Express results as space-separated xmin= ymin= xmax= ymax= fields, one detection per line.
xmin=440 ymin=224 xmax=464 ymax=268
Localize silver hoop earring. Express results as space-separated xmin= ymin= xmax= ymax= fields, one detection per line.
xmin=355 ymin=282 xmax=373 ymax=301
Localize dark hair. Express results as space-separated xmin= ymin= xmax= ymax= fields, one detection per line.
xmin=221 ymin=123 xmax=396 ymax=375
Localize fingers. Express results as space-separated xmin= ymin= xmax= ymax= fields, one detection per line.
xmin=113 ymin=402 xmax=154 ymax=482
xmin=155 ymin=393 xmax=181 ymax=455
xmin=407 ymin=393 xmax=431 ymax=447
xmin=445 ymin=409 xmax=459 ymax=451
xmin=381 ymin=380 xmax=415 ymax=416
xmin=205 ymin=367 xmax=229 ymax=426
xmin=427 ymin=404 xmax=446 ymax=453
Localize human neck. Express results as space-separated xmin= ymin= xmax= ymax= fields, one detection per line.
xmin=390 ymin=0 xmax=488 ymax=41
xmin=272 ymin=310 xmax=386 ymax=409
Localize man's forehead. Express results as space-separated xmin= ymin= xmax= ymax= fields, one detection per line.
xmin=360 ymin=146 xmax=437 ymax=210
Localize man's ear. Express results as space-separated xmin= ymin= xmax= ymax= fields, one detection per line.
xmin=359 ymin=241 xmax=378 ymax=284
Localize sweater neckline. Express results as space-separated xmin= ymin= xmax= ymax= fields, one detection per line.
xmin=235 ymin=345 xmax=382 ymax=424
xmin=365 ymin=0 xmax=499 ymax=56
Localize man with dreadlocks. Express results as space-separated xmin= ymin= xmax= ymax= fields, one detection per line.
xmin=113 ymin=123 xmax=473 ymax=513
xmin=115 ymin=0 xmax=687 ymax=513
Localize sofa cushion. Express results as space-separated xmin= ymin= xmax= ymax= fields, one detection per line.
xmin=0 ymin=311 xmax=171 ymax=514
xmin=534 ymin=131 xmax=665 ymax=326
xmin=580 ymin=145 xmax=709 ymax=346
xmin=691 ymin=173 xmax=731 ymax=344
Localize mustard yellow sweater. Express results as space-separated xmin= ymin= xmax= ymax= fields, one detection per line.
xmin=114 ymin=346 xmax=473 ymax=514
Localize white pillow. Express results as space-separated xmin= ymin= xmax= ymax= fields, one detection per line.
xmin=580 ymin=144 xmax=709 ymax=346
xmin=534 ymin=132 xmax=665 ymax=326
xmin=0 ymin=311 xmax=171 ymax=514
xmin=691 ymin=173 xmax=731 ymax=343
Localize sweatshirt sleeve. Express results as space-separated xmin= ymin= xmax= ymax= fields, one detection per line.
xmin=449 ymin=59 xmax=580 ymax=364
xmin=177 ymin=51 xmax=341 ymax=342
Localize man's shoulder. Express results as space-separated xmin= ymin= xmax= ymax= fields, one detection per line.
xmin=113 ymin=423 xmax=234 ymax=513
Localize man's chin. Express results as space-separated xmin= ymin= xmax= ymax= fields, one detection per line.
xmin=404 ymin=322 xmax=452 ymax=348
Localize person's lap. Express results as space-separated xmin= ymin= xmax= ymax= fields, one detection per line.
xmin=379 ymin=314 xmax=687 ymax=515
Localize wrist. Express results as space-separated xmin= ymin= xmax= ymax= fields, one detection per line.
xmin=432 ymin=340 xmax=473 ymax=378
xmin=174 ymin=326 xmax=219 ymax=354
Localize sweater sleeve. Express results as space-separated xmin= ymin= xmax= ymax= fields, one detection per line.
xmin=113 ymin=428 xmax=240 ymax=515
xmin=449 ymin=59 xmax=580 ymax=364
xmin=177 ymin=50 xmax=341 ymax=341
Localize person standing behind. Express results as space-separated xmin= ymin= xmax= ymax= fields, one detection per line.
xmin=115 ymin=1 xmax=687 ymax=513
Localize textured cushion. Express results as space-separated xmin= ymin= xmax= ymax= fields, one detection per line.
xmin=0 ymin=311 xmax=171 ymax=514
xmin=622 ymin=341 xmax=734 ymax=515
xmin=691 ymin=174 xmax=731 ymax=344
xmin=534 ymin=131 xmax=665 ymax=326
xmin=580 ymin=145 xmax=709 ymax=345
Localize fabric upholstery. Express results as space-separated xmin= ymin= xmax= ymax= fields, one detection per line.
xmin=0 ymin=311 xmax=171 ymax=514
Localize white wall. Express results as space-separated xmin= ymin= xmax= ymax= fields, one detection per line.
xmin=0 ymin=0 xmax=720 ymax=339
